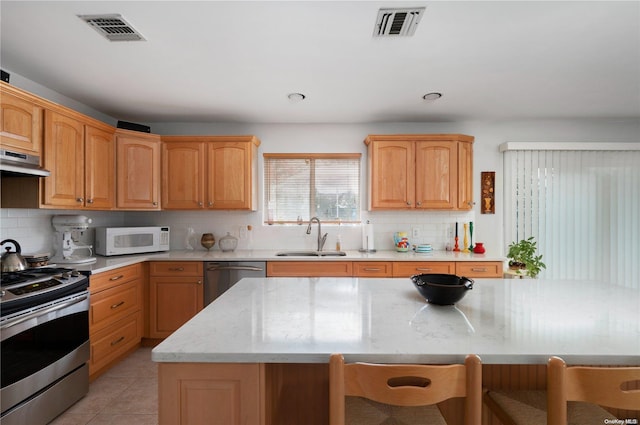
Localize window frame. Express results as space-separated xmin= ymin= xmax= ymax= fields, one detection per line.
xmin=263 ymin=153 xmax=362 ymax=225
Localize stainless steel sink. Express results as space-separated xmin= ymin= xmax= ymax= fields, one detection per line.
xmin=276 ymin=251 xmax=347 ymax=257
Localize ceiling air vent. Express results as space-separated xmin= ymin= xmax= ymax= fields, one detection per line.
xmin=373 ymin=7 xmax=425 ymax=37
xmin=78 ymin=14 xmax=145 ymax=42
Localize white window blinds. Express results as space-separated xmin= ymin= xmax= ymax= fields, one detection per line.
xmin=264 ymin=154 xmax=361 ymax=224
xmin=503 ymin=146 xmax=640 ymax=287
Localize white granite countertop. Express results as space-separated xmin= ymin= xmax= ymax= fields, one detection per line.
xmin=77 ymin=249 xmax=505 ymax=274
xmin=152 ymin=277 xmax=640 ymax=365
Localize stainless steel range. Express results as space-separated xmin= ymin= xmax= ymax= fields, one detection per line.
xmin=1 ymin=267 xmax=90 ymax=425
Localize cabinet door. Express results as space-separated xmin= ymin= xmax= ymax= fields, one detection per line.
xmin=162 ymin=141 xmax=206 ymax=209
xmin=392 ymin=261 xmax=456 ymax=277
xmin=159 ymin=363 xmax=263 ymax=425
xmin=207 ymin=141 xmax=253 ymax=209
xmin=0 ymin=90 xmax=42 ymax=154
xmin=368 ymin=140 xmax=415 ymax=209
xmin=266 ymin=261 xmax=353 ymax=277
xmin=415 ymin=140 xmax=457 ymax=209
xmin=84 ymin=125 xmax=115 ymax=209
xmin=457 ymin=140 xmax=473 ymax=210
xmin=116 ymin=132 xmax=161 ymax=210
xmin=149 ymin=277 xmax=204 ymax=338
xmin=352 ymin=261 xmax=393 ymax=277
xmin=455 ymin=261 xmax=503 ymax=278
xmin=43 ymin=110 xmax=85 ymax=208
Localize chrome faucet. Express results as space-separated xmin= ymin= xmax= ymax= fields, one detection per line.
xmin=306 ymin=217 xmax=328 ymax=251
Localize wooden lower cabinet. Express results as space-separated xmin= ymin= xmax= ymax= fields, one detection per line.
xmin=90 ymin=311 xmax=143 ymax=378
xmin=89 ymin=264 xmax=143 ymax=379
xmin=158 ymin=363 xmax=264 ymax=425
xmin=456 ymin=261 xmax=503 ymax=278
xmin=392 ymin=261 xmax=456 ymax=277
xmin=352 ymin=261 xmax=393 ymax=277
xmin=149 ymin=262 xmax=204 ymax=339
xmin=158 ymin=362 xmax=553 ymax=425
xmin=266 ymin=260 xmax=501 ymax=278
xmin=266 ymin=261 xmax=352 ymax=277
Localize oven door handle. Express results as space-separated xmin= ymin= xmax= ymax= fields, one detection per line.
xmin=0 ymin=295 xmax=88 ymax=330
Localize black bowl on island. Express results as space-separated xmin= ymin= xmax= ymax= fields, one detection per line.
xmin=410 ymin=273 xmax=474 ymax=305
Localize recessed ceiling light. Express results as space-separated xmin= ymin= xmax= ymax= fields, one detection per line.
xmin=422 ymin=92 xmax=442 ymax=101
xmin=287 ymin=93 xmax=306 ymax=102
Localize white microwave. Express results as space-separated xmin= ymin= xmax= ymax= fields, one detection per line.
xmin=95 ymin=226 xmax=170 ymax=256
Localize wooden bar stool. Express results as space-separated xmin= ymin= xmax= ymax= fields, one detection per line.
xmin=329 ymin=354 xmax=482 ymax=425
xmin=484 ymin=356 xmax=640 ymax=425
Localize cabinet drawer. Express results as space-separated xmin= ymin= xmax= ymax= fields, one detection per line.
xmin=91 ymin=263 xmax=141 ymax=294
xmin=90 ymin=311 xmax=142 ymax=376
xmin=392 ymin=261 xmax=455 ymax=277
xmin=267 ymin=261 xmax=352 ymax=277
xmin=150 ymin=261 xmax=203 ymax=276
xmin=90 ymin=280 xmax=140 ymax=334
xmin=455 ymin=261 xmax=503 ymax=278
xmin=353 ymin=262 xmax=393 ymax=277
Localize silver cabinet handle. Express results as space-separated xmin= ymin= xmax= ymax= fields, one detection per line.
xmin=416 ymin=202 xmax=421 ymax=206
xmin=363 ymin=268 xmax=381 ymax=272
xmin=87 ymin=198 xmax=94 ymax=204
xmin=416 ymin=268 xmax=432 ymax=271
xmin=110 ymin=301 xmax=125 ymax=309
xmin=109 ymin=274 xmax=124 ymax=281
xmin=76 ymin=197 xmax=84 ymax=203
xmin=471 ymin=268 xmax=487 ymax=272
xmin=111 ymin=336 xmax=125 ymax=346
xmin=406 ymin=201 xmax=411 ymax=206
xmin=208 ymin=201 xmax=213 ymax=207
xmin=152 ymin=201 xmax=158 ymax=206
xmin=168 ymin=267 xmax=185 ymax=271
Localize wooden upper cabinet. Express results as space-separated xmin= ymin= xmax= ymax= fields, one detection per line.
xmin=161 ymin=135 xmax=260 ymax=210
xmin=365 ymin=134 xmax=474 ymax=211
xmin=42 ymin=110 xmax=115 ymax=209
xmin=42 ymin=110 xmax=86 ymax=208
xmin=161 ymin=141 xmax=206 ymax=209
xmin=116 ymin=130 xmax=161 ymax=210
xmin=367 ymin=140 xmax=415 ymax=209
xmin=415 ymin=141 xmax=457 ymax=209
xmin=457 ymin=140 xmax=474 ymax=210
xmin=0 ymin=83 xmax=43 ymax=155
xmin=84 ymin=124 xmax=115 ymax=209
xmin=207 ymin=141 xmax=254 ymax=209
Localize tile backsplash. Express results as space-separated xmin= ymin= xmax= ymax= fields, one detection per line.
xmin=1 ymin=208 xmax=477 ymax=256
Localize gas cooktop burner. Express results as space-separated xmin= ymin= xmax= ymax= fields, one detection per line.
xmin=0 ymin=266 xmax=88 ymax=313
xmin=0 ymin=267 xmax=78 ymax=286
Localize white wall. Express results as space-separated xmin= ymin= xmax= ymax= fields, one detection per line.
xmin=2 ymin=73 xmax=639 ymax=256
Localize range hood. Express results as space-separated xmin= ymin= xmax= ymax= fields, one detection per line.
xmin=0 ymin=149 xmax=50 ymax=177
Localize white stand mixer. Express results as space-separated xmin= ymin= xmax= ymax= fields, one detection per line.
xmin=51 ymin=215 xmax=96 ymax=264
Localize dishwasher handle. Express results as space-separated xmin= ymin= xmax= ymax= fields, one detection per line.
xmin=206 ymin=265 xmax=264 ymax=272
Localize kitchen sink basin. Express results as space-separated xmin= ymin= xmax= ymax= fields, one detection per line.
xmin=276 ymin=251 xmax=347 ymax=257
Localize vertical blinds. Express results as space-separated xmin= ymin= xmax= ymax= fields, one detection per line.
xmin=264 ymin=154 xmax=361 ymax=224
xmin=504 ymin=149 xmax=640 ymax=287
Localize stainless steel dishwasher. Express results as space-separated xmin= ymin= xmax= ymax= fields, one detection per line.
xmin=204 ymin=261 xmax=266 ymax=305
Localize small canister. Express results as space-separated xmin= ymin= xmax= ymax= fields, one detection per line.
xmin=219 ymin=232 xmax=238 ymax=252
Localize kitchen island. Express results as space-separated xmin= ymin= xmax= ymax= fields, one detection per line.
xmin=152 ymin=277 xmax=639 ymax=425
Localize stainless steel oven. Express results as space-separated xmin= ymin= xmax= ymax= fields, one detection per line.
xmin=1 ymin=267 xmax=90 ymax=425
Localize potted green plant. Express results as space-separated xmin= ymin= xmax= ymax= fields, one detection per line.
xmin=507 ymin=236 xmax=546 ymax=278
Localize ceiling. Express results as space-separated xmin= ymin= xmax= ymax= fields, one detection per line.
xmin=1 ymin=1 xmax=639 ymax=124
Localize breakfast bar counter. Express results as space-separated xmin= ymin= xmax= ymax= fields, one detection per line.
xmin=152 ymin=277 xmax=639 ymax=424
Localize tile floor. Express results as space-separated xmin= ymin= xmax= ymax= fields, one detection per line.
xmin=50 ymin=347 xmax=158 ymax=425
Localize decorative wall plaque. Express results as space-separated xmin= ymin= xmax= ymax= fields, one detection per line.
xmin=481 ymin=171 xmax=495 ymax=214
